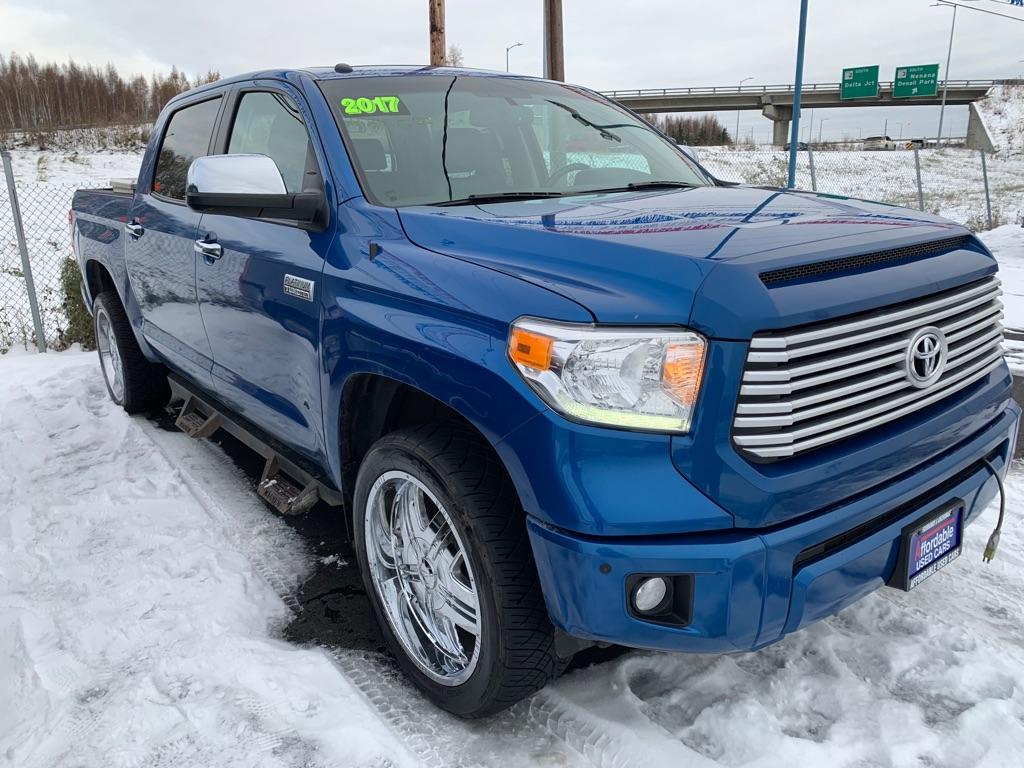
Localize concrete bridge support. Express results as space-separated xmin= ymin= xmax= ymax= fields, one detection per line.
xmin=761 ymin=103 xmax=793 ymax=147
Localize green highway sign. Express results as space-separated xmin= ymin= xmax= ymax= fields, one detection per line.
xmin=841 ymin=65 xmax=880 ymax=100
xmin=893 ymin=64 xmax=940 ymax=98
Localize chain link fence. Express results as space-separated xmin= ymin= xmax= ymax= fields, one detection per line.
xmin=1 ymin=146 xmax=1018 ymax=354
xmin=699 ymin=147 xmax=1020 ymax=232
xmin=1 ymin=153 xmax=78 ymax=352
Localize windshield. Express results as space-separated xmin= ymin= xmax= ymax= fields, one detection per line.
xmin=321 ymin=75 xmax=711 ymax=207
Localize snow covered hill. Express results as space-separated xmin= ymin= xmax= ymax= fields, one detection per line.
xmin=977 ymin=84 xmax=1024 ymax=157
xmin=3 ymin=346 xmax=1024 ymax=767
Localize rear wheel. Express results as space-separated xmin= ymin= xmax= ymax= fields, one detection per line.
xmin=93 ymin=291 xmax=169 ymax=414
xmin=353 ymin=422 xmax=566 ymax=717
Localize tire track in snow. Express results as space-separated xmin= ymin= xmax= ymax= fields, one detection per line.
xmin=18 ymin=663 xmax=121 ymax=768
xmin=137 ymin=416 xmax=619 ymax=768
xmin=5 ymin=371 xmax=172 ymax=768
xmin=137 ymin=416 xmax=403 ymax=768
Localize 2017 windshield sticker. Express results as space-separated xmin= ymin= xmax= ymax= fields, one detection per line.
xmin=342 ymin=96 xmax=405 ymax=115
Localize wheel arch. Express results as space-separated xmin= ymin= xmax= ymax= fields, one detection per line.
xmin=82 ymin=257 xmax=160 ymax=362
xmin=338 ymin=372 xmax=523 ymax=516
xmin=84 ymin=258 xmax=117 ymax=305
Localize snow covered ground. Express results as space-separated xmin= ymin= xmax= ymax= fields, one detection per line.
xmin=984 ymin=226 xmax=1024 ymax=372
xmin=3 ymin=148 xmax=144 ymax=186
xmin=699 ymin=147 xmax=1024 ymax=228
xmin=3 ymin=348 xmax=1024 ymax=767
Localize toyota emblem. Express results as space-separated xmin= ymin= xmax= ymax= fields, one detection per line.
xmin=905 ymin=326 xmax=948 ymax=388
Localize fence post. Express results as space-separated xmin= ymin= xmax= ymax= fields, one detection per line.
xmin=807 ymin=144 xmax=818 ymax=192
xmin=1 ymin=151 xmax=47 ymax=353
xmin=980 ymin=149 xmax=993 ymax=231
xmin=913 ymin=147 xmax=925 ymax=212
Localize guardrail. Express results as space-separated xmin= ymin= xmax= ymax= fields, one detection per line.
xmin=602 ymin=79 xmax=1021 ymax=99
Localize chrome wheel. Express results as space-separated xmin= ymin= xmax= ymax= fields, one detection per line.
xmin=95 ymin=307 xmax=124 ymax=402
xmin=364 ymin=470 xmax=482 ymax=685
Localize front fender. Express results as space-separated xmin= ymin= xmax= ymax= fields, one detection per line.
xmin=320 ymin=202 xmax=593 ymax=494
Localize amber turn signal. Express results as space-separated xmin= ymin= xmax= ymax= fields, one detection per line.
xmin=508 ymin=327 xmax=554 ymax=371
xmin=662 ymin=342 xmax=705 ymax=409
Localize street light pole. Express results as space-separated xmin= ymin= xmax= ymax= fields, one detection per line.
xmin=931 ymin=1 xmax=1002 ymax=144
xmin=818 ymin=118 xmax=829 ymax=143
xmin=937 ymin=3 xmax=957 ymax=145
xmin=505 ymin=42 xmax=523 ymax=72
xmin=735 ymin=76 xmax=752 ymax=144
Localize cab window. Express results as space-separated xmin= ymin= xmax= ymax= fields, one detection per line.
xmin=152 ymin=97 xmax=221 ymax=200
xmin=227 ymin=91 xmax=319 ymax=194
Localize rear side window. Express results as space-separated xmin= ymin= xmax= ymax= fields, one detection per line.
xmin=227 ymin=91 xmax=317 ymax=194
xmin=153 ymin=97 xmax=221 ymax=200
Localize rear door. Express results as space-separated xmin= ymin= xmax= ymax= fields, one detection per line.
xmin=127 ymin=95 xmax=223 ymax=389
xmin=195 ymin=83 xmax=331 ymax=459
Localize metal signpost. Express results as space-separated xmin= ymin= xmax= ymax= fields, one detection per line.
xmin=894 ymin=64 xmax=940 ymax=98
xmin=840 ymin=65 xmax=880 ymax=100
xmin=787 ymin=0 xmax=809 ymax=189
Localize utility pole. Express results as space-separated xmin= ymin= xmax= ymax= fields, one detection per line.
xmin=544 ymin=0 xmax=565 ymax=81
xmin=429 ymin=0 xmax=446 ymax=67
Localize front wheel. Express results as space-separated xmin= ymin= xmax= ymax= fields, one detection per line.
xmin=353 ymin=423 xmax=566 ymax=717
xmin=93 ymin=292 xmax=169 ymax=414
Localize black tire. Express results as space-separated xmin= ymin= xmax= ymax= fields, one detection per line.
xmin=93 ymin=291 xmax=169 ymax=414
xmin=353 ymin=422 xmax=566 ymax=717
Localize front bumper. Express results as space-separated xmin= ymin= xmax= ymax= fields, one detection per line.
xmin=528 ymin=402 xmax=1019 ymax=653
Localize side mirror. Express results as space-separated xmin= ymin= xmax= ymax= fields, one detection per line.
xmin=185 ymin=154 xmax=322 ymax=222
xmin=677 ymin=144 xmax=700 ymax=163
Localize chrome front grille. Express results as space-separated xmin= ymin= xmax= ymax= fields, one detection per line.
xmin=733 ymin=276 xmax=1005 ymax=460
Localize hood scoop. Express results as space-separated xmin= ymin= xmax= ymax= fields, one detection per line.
xmin=759 ymin=234 xmax=973 ymax=287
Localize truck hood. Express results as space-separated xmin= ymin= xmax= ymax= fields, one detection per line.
xmin=398 ymin=185 xmax=976 ymax=336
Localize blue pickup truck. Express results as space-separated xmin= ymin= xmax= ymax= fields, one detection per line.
xmin=71 ymin=65 xmax=1018 ymax=717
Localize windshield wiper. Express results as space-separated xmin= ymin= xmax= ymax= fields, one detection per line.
xmin=545 ymin=100 xmax=623 ymax=143
xmin=576 ymin=180 xmax=700 ymax=195
xmin=428 ymin=191 xmax=566 ymax=207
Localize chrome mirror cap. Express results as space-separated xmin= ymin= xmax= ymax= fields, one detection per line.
xmin=186 ymin=154 xmax=287 ymax=195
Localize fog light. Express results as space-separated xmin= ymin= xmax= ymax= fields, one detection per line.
xmin=632 ymin=576 xmax=669 ymax=613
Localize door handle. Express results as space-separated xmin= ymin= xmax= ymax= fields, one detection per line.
xmin=125 ymin=222 xmax=144 ymax=238
xmin=194 ymin=238 xmax=223 ymax=260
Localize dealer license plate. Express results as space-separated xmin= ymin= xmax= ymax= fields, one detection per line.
xmin=902 ymin=504 xmax=964 ymax=590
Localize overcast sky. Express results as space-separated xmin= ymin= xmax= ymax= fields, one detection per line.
xmin=2 ymin=0 xmax=1022 ymax=141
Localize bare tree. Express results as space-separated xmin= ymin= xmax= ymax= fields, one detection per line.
xmin=444 ymin=44 xmax=464 ymax=67
xmin=0 ymin=53 xmax=215 ymax=131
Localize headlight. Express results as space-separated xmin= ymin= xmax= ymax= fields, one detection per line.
xmin=507 ymin=318 xmax=706 ymax=433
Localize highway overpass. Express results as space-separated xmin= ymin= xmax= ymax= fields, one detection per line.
xmin=603 ymin=79 xmax=1017 ymax=145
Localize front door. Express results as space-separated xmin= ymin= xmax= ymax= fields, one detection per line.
xmin=127 ymin=96 xmax=223 ymax=389
xmin=195 ymin=87 xmax=330 ymax=460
